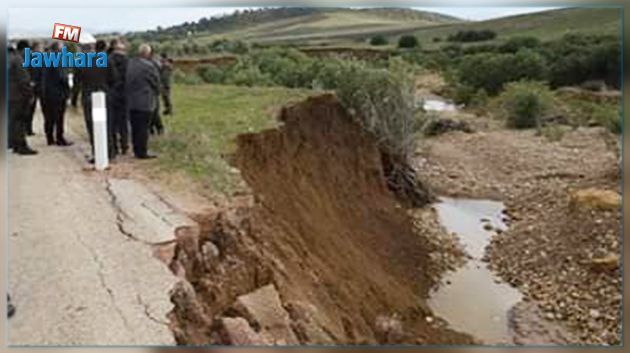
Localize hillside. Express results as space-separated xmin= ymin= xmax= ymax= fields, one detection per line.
xmin=139 ymin=7 xmax=461 ymax=46
xmin=411 ymin=7 xmax=621 ymax=48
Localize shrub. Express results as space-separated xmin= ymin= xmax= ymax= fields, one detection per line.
xmin=198 ymin=65 xmax=227 ymax=84
xmin=545 ymin=34 xmax=620 ymax=88
xmin=457 ymin=49 xmax=547 ymax=95
xmin=370 ymin=35 xmax=389 ymax=46
xmin=499 ymin=81 xmax=553 ymax=129
xmin=592 ymin=104 xmax=621 ymax=134
xmin=332 ymin=58 xmax=420 ymax=158
xmin=398 ymin=35 xmax=420 ymax=49
xmin=448 ymin=29 xmax=497 ymax=42
xmin=499 ymin=36 xmax=541 ymax=53
xmin=226 ymin=65 xmax=273 ymax=87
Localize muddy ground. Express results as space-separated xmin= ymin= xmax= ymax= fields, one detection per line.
xmin=415 ymin=122 xmax=621 ymax=344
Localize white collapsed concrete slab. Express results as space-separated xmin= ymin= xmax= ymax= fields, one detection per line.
xmin=108 ymin=178 xmax=197 ymax=245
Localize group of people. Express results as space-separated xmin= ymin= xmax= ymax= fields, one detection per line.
xmin=8 ymin=38 xmax=173 ymax=161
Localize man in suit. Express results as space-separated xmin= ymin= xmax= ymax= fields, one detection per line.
xmin=8 ymin=40 xmax=37 ymax=155
xmin=126 ymin=44 xmax=160 ymax=159
xmin=41 ymin=42 xmax=72 ymax=146
xmin=26 ymin=41 xmax=43 ymax=136
xmin=107 ymin=38 xmax=130 ymax=155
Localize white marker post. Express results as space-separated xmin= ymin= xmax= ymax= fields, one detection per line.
xmin=92 ymin=91 xmax=109 ymax=171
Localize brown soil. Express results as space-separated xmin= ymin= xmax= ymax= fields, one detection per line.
xmin=167 ymin=94 xmax=474 ymax=345
xmin=415 ymin=126 xmax=621 ymax=344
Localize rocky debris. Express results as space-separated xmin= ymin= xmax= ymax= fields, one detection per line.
xmin=285 ymin=301 xmax=335 ymax=345
xmin=218 ymin=317 xmax=270 ymax=345
xmin=509 ymin=301 xmax=578 ymax=345
xmin=232 ymin=284 xmax=299 ymax=345
xmin=540 ymin=114 xmax=571 ymax=127
xmin=589 ymin=253 xmax=619 ymax=273
xmin=416 ymin=126 xmax=620 ymax=344
xmin=153 ymin=242 xmax=177 ymax=266
xmin=374 ymin=315 xmax=405 ymax=344
xmin=423 ymin=117 xmax=474 ymax=137
xmin=569 ymin=188 xmax=620 ymax=211
xmin=169 ymin=280 xmax=212 ymax=344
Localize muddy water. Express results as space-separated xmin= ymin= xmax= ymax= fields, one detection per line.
xmin=429 ymin=197 xmax=522 ymax=345
xmin=421 ymin=97 xmax=458 ymax=112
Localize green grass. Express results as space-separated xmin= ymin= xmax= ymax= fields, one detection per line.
xmin=151 ymin=84 xmax=317 ymax=193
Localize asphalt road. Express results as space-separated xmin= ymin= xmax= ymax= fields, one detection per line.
xmin=8 ymin=110 xmax=177 ymax=346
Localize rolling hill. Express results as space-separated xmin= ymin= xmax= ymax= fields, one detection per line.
xmin=410 ymin=7 xmax=621 ymax=48
xmin=127 ymin=7 xmax=621 ymax=52
xmin=143 ymin=7 xmax=462 ymax=46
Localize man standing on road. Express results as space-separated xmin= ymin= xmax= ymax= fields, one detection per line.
xmin=26 ymin=41 xmax=43 ymax=136
xmin=159 ymin=53 xmax=173 ymax=116
xmin=108 ymin=38 xmax=129 ymax=155
xmin=8 ymin=40 xmax=37 ymax=155
xmin=41 ymin=42 xmax=72 ymax=146
xmin=126 ymin=44 xmax=160 ymax=159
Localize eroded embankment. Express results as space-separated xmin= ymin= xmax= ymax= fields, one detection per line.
xmin=168 ymin=94 xmax=473 ymax=345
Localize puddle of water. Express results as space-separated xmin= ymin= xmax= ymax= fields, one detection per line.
xmin=429 ymin=197 xmax=522 ymax=345
xmin=422 ymin=99 xmax=458 ymax=112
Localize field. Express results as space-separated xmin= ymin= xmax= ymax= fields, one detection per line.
xmin=151 ymin=84 xmax=316 ymax=193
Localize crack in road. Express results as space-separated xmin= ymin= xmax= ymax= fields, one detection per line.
xmin=136 ymin=294 xmax=170 ymax=326
xmin=104 ymin=178 xmax=142 ymax=242
xmin=73 ymin=230 xmax=133 ymax=332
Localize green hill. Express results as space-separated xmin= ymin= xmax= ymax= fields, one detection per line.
xmin=410 ymin=7 xmax=621 ymax=48
xmin=138 ymin=7 xmax=462 ymax=46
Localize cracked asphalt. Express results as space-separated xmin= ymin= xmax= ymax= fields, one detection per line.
xmin=8 ymin=110 xmax=178 ymax=346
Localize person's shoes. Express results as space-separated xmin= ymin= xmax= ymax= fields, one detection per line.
xmin=46 ymin=137 xmax=55 ymax=146
xmin=56 ymin=139 xmax=74 ymax=147
xmin=163 ymin=109 xmax=172 ymax=116
xmin=87 ymin=157 xmax=95 ymax=164
xmin=14 ymin=146 xmax=38 ymax=155
xmin=27 ymin=131 xmax=35 ymax=136
xmin=7 ymin=296 xmax=15 ymax=318
xmin=136 ymin=154 xmax=157 ymax=160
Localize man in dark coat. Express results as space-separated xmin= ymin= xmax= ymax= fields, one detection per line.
xmin=8 ymin=40 xmax=37 ymax=155
xmin=26 ymin=41 xmax=43 ymax=135
xmin=76 ymin=40 xmax=115 ymax=160
xmin=107 ymin=38 xmax=129 ymax=155
xmin=41 ymin=42 xmax=71 ymax=146
xmin=126 ymin=44 xmax=160 ymax=159
xmin=149 ymin=55 xmax=164 ymax=136
xmin=159 ymin=53 xmax=173 ymax=115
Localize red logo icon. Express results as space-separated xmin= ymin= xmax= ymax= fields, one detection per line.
xmin=52 ymin=23 xmax=81 ymax=43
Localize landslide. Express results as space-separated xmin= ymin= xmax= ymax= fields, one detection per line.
xmin=168 ymin=94 xmax=472 ymax=345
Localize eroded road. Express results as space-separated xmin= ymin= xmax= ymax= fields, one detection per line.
xmin=8 ymin=111 xmax=178 ymax=345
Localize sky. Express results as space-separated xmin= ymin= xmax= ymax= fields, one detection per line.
xmin=8 ymin=6 xmax=561 ymax=38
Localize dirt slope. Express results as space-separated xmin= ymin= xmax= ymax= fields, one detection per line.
xmin=168 ymin=94 xmax=473 ymax=345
